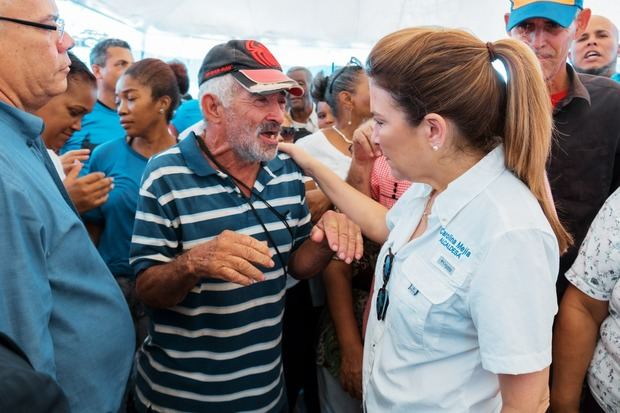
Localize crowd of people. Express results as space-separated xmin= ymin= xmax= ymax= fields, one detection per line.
xmin=0 ymin=0 xmax=619 ymax=412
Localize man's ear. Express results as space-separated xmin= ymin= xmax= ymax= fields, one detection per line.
xmin=201 ymin=93 xmax=223 ymax=124
xmin=91 ymin=64 xmax=103 ymax=80
xmin=574 ymin=8 xmax=592 ymax=38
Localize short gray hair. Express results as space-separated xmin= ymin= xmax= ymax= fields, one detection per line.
xmin=90 ymin=38 xmax=131 ymax=67
xmin=198 ymin=74 xmax=239 ymax=110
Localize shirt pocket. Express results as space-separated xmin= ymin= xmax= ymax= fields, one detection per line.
xmin=386 ymin=254 xmax=461 ymax=351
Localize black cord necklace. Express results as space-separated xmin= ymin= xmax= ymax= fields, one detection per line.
xmin=193 ymin=132 xmax=294 ymax=278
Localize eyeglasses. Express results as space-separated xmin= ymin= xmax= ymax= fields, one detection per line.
xmin=0 ymin=16 xmax=65 ymax=42
xmin=328 ymin=56 xmax=363 ymax=95
xmin=279 ymin=126 xmax=296 ymax=140
xmin=376 ymin=247 xmax=394 ymax=321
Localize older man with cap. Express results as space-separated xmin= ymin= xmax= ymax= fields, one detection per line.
xmin=506 ymin=0 xmax=620 ymax=298
xmin=0 ymin=0 xmax=135 ymax=412
xmin=571 ymin=14 xmax=620 ymax=82
xmin=129 ymin=39 xmax=362 ymax=412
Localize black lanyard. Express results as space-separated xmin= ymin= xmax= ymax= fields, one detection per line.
xmin=193 ymin=132 xmax=294 ymax=278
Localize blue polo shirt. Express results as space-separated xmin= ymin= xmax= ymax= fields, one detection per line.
xmin=0 ymin=101 xmax=135 ymax=412
xmin=130 ymin=134 xmax=312 ymax=412
xmin=60 ymin=100 xmax=126 ymax=173
xmin=84 ymin=138 xmax=149 ymax=277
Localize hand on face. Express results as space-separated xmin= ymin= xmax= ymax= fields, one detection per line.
xmin=352 ymin=119 xmax=382 ymax=162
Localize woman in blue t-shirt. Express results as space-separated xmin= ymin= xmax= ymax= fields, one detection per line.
xmin=84 ymin=58 xmax=179 ymax=345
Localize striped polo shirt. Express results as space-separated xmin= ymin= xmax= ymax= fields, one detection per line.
xmin=130 ymin=133 xmax=311 ymax=412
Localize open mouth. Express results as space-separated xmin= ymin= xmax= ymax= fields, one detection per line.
xmin=259 ymin=130 xmax=280 ymax=144
xmin=584 ymin=50 xmax=601 ymax=59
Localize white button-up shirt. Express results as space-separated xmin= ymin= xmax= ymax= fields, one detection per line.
xmin=363 ymin=146 xmax=559 ymax=412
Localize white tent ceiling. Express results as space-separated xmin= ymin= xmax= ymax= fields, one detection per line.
xmin=72 ymin=0 xmax=620 ymax=48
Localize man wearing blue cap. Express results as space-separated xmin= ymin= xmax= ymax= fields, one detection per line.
xmin=506 ymin=2 xmax=620 ymax=412
xmin=506 ymin=1 xmax=620 ymax=296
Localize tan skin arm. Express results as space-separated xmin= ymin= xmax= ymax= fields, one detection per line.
xmin=550 ymin=284 xmax=609 ymax=412
xmin=323 ymin=259 xmax=363 ymax=399
xmin=279 ymin=142 xmax=389 ymax=244
xmin=499 ymin=368 xmax=551 ymax=412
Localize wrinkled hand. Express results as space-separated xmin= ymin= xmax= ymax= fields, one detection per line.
xmin=185 ymin=230 xmax=275 ymax=286
xmin=351 ymin=119 xmax=381 ymax=162
xmin=310 ymin=210 xmax=363 ymax=263
xmin=60 ymin=149 xmax=90 ymax=175
xmin=63 ymin=162 xmax=113 ymax=213
xmin=340 ymin=343 xmax=363 ymax=400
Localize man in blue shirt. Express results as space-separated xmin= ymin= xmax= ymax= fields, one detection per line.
xmin=0 ymin=1 xmax=135 ymax=412
xmin=130 ymin=39 xmax=363 ymax=412
xmin=61 ymin=38 xmax=134 ymax=171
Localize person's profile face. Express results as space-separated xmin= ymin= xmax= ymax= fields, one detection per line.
xmin=0 ymin=0 xmax=74 ymax=109
xmin=39 ymin=79 xmax=97 ymax=151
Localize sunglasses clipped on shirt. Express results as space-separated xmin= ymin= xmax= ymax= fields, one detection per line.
xmin=279 ymin=126 xmax=296 ymax=140
xmin=376 ymin=247 xmax=394 ymax=321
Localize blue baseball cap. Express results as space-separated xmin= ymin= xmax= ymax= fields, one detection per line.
xmin=507 ymin=0 xmax=584 ymax=31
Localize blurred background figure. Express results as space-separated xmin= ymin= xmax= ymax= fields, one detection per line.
xmin=287 ymin=66 xmax=317 ymax=141
xmin=84 ymin=58 xmax=179 ymax=347
xmin=168 ymin=59 xmax=202 ymax=137
xmin=316 ymin=99 xmax=336 ymax=129
xmin=35 ymin=52 xmax=113 ymax=213
xmin=571 ymin=14 xmax=620 ymax=82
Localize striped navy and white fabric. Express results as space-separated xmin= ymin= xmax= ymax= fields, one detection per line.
xmin=130 ymin=135 xmax=311 ymax=412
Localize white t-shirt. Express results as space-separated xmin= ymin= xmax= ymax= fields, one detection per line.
xmin=296 ymin=130 xmax=351 ymax=180
xmin=566 ymin=187 xmax=620 ymax=412
xmin=363 ymin=146 xmax=559 ymax=412
xmin=47 ymin=149 xmax=65 ymax=180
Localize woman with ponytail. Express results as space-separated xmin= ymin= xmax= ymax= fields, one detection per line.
xmin=279 ymin=27 xmax=569 ymax=412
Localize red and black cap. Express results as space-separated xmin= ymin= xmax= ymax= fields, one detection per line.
xmin=198 ymin=40 xmax=304 ymax=97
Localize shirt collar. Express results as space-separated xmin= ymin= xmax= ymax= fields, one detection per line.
xmin=0 ymin=101 xmax=44 ymax=146
xmin=555 ymin=64 xmax=590 ymax=111
xmin=433 ymin=145 xmax=506 ymax=227
xmin=182 ymin=131 xmax=285 ymax=180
